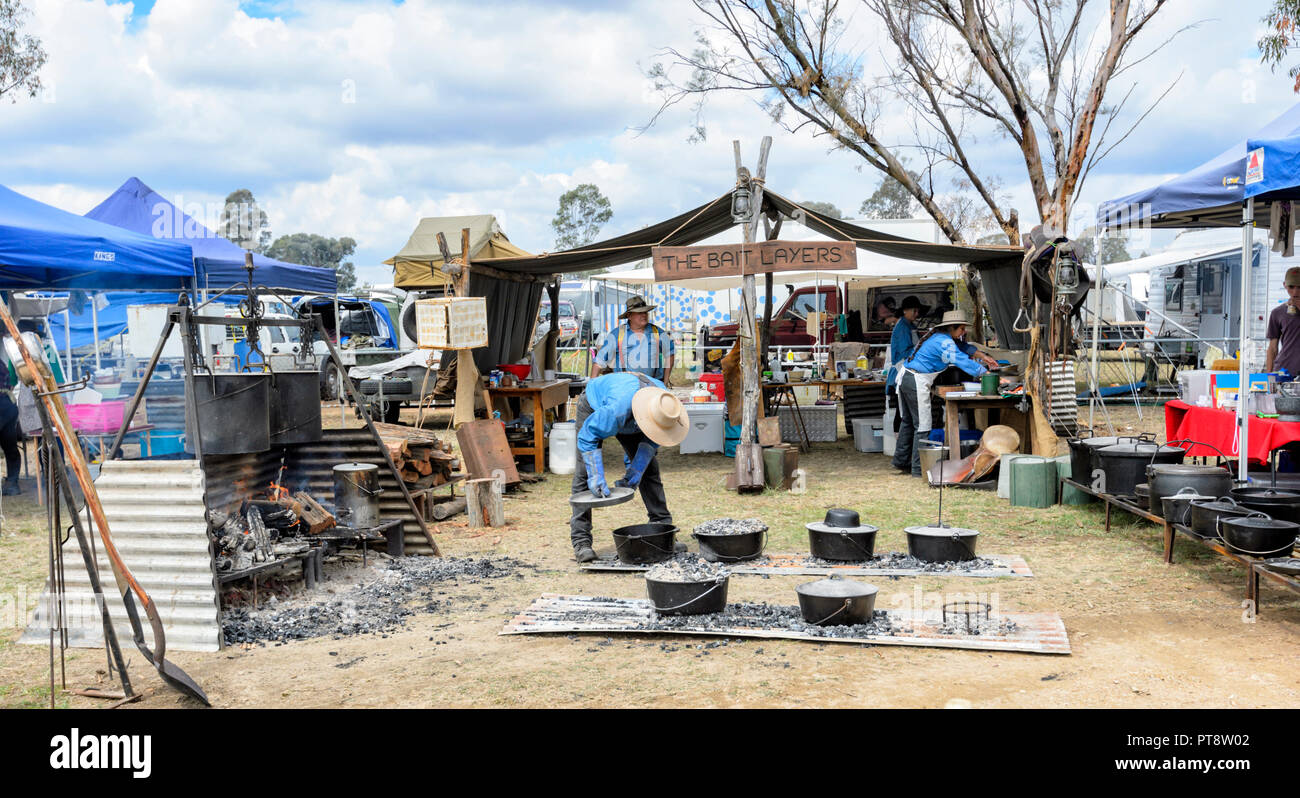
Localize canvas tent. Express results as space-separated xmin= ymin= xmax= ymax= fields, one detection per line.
xmin=84 ymin=178 xmax=337 ymax=295
xmin=388 ymin=214 xmax=532 ymax=290
xmin=0 ymin=183 xmax=195 ymax=290
xmin=1098 ymin=101 xmax=1300 ymax=480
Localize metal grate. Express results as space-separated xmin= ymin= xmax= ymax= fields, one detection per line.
xmin=503 ymin=594 xmax=1071 ymax=655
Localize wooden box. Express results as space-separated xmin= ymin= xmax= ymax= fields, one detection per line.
xmin=416 ymin=297 xmax=488 ymax=350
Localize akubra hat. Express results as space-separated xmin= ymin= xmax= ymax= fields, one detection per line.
xmin=933 ymin=309 xmax=971 ymax=329
xmin=631 ymin=386 xmax=689 ymax=446
xmin=619 ymin=296 xmax=657 ymax=319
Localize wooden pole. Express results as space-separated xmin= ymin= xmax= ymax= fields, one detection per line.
xmin=738 ymin=137 xmax=771 ymax=446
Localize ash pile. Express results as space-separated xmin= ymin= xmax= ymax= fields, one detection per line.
xmin=222 ymin=556 xmax=528 ymax=645
xmin=209 ymin=482 xmax=337 ymax=573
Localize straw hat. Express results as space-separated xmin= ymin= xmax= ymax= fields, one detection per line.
xmin=631 ymin=386 xmax=690 ymax=446
xmin=933 ymin=310 xmax=971 ymax=329
xmin=619 ymin=296 xmax=657 ymax=319
xmin=1286 ymin=267 xmax=1300 ymax=288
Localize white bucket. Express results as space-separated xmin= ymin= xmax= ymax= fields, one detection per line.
xmin=549 ymin=421 xmax=577 ymax=475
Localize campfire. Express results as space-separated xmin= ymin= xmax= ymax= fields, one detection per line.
xmin=210 ymin=480 xmax=337 ymax=573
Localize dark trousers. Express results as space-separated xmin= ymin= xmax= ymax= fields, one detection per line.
xmin=894 ymin=371 xmax=926 ymax=477
xmin=568 ymin=399 xmax=672 ymax=548
xmin=0 ymin=395 xmax=20 ymax=482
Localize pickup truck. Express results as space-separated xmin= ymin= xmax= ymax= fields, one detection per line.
xmin=700 ymin=283 xmax=954 ymax=370
xmin=294 ymin=296 xmax=436 ymax=423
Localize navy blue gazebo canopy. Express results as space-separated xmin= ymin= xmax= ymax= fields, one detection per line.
xmin=0 ymin=182 xmax=195 ymax=290
xmin=85 ymin=177 xmax=337 ymax=295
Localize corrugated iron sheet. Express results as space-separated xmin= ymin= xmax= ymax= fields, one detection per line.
xmin=21 ymin=460 xmax=222 ymax=652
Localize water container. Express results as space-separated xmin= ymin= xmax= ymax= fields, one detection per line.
xmin=549 ymin=421 xmax=576 ymax=475
xmin=1057 ymin=455 xmax=1091 ymax=505
xmin=1010 ymin=457 xmax=1057 ymax=508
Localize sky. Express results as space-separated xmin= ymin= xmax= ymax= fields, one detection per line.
xmin=3 ymin=0 xmax=1297 ymax=286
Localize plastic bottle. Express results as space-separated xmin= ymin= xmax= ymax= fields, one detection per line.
xmin=549 ymin=421 xmax=577 ymax=475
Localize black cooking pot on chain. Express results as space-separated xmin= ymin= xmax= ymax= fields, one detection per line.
xmin=1188 ymin=497 xmax=1252 ymax=538
xmin=904 ymin=523 xmax=980 ymax=562
xmin=1094 ymin=440 xmax=1184 ymax=497
xmin=1228 ymin=487 xmax=1300 ymax=525
xmin=1217 ymin=513 xmax=1300 ymax=558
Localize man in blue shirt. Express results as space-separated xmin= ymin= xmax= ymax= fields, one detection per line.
xmin=592 ymin=296 xmax=676 ymax=383
xmin=569 ymin=372 xmax=690 ymax=562
xmin=895 ymin=310 xmax=999 ymax=477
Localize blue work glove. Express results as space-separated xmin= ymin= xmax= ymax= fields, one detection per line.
xmin=616 ymin=442 xmax=657 ymax=489
xmin=582 ymin=450 xmax=609 ymax=497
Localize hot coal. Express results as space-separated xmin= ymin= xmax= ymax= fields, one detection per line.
xmin=693 ymin=518 xmax=767 ymax=536
xmin=222 ymin=556 xmax=528 ymax=645
xmin=799 ymin=551 xmax=1001 ymax=573
xmin=646 ymin=555 xmax=730 ymax=582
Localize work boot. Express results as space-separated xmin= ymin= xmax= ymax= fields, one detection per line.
xmin=573 ymin=544 xmax=597 ymax=563
xmin=2 ymin=479 xmax=19 ymax=496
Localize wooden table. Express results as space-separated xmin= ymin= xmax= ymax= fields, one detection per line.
xmin=938 ymin=394 xmax=1029 ymax=454
xmin=485 ymin=380 xmax=571 ymax=473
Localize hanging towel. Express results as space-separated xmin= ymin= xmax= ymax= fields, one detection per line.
xmin=1271 ymin=201 xmax=1295 ymax=258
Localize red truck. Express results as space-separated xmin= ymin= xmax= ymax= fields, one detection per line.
xmin=700 ymin=283 xmax=954 ymax=370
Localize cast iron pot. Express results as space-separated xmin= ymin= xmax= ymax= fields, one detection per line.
xmin=1094 ymin=441 xmax=1184 ymax=497
xmin=1146 ymin=464 xmax=1233 ymax=515
xmin=645 ymin=573 xmax=729 ymax=615
xmin=806 ymin=509 xmax=878 ymax=561
xmin=1217 ymin=513 xmax=1300 ymax=558
xmin=1067 ymin=435 xmax=1125 ymax=488
xmin=795 ymin=578 xmax=879 ymax=626
xmin=1228 ymin=487 xmax=1300 ymax=525
xmin=611 ymin=523 xmax=678 ymax=564
xmin=1135 ymin=483 xmax=1150 ymax=510
xmin=692 ymin=525 xmax=768 ymax=563
xmin=1161 ymin=488 xmax=1216 ymax=528
xmin=184 ymin=372 xmax=271 ymax=455
xmin=1188 ymin=497 xmax=1252 ymax=538
xmin=905 ymin=523 xmax=980 ymax=562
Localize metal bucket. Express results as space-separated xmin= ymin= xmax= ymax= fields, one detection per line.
xmin=184 ymin=372 xmax=271 ymax=455
xmin=269 ymin=370 xmax=323 ymax=445
xmin=333 ymin=462 xmax=382 ymax=529
xmin=918 ymin=443 xmax=948 ymax=476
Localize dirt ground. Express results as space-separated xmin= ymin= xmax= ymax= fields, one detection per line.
xmin=2 ymin=401 xmax=1298 ymax=709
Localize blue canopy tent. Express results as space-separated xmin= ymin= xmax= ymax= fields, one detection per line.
xmin=85 ymin=178 xmax=338 ymax=295
xmin=1098 ymin=102 xmax=1300 ymax=480
xmin=0 ymin=183 xmax=195 ymax=290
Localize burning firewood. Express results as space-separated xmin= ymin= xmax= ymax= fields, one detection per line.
xmin=283 ymin=491 xmax=335 ymax=534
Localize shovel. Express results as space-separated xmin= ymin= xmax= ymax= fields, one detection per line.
xmin=0 ymin=304 xmax=209 ymax=706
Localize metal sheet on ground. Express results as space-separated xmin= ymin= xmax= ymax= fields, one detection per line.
xmin=580 ymin=552 xmax=1033 ymax=578
xmin=502 ymin=594 xmax=1070 ymax=655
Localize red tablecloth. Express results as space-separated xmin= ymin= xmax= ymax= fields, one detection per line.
xmin=1164 ymin=400 xmax=1300 ymax=463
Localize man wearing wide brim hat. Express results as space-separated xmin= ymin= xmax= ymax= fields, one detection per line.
xmin=592 ymin=296 xmax=677 ymax=384
xmin=892 ymin=310 xmax=1000 ymax=478
xmin=568 ymin=371 xmax=689 ymax=563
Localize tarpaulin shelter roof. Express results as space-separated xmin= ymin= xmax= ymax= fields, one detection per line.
xmin=462 ymin=190 xmax=1021 ymax=277
xmin=85 ymin=178 xmax=338 ymax=294
xmin=1098 ymin=102 xmax=1300 ymax=228
xmin=387 ymin=214 xmax=531 ymax=289
xmin=0 ymin=182 xmax=196 ymax=290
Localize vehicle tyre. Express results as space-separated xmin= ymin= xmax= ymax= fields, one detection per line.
xmin=320 ymin=360 xmax=343 ymax=401
xmin=359 ymin=378 xmax=381 ymax=395
xmin=401 ymin=302 xmax=419 ymax=346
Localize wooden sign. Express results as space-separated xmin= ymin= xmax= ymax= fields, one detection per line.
xmin=651 ymin=240 xmax=857 ymax=282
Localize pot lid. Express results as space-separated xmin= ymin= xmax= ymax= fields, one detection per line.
xmin=904 ymin=524 xmax=979 ymax=537
xmin=1230 ymin=488 xmax=1300 ymax=500
xmin=806 ymin=521 xmax=879 ymax=535
xmin=1161 ymin=491 xmax=1215 ymax=503
xmin=1097 ymin=441 xmax=1183 ymax=457
xmin=1147 ymin=464 xmax=1230 ymax=476
xmin=823 ymin=508 xmax=860 ymax=527
xmin=1222 ymin=516 xmax=1300 ymax=530
xmin=1191 ymin=498 xmax=1249 ymax=513
xmin=1077 ymin=436 xmax=1122 ymax=449
xmin=1135 ymin=483 xmax=1150 ymax=495
xmin=795 ymin=578 xmax=879 ymax=599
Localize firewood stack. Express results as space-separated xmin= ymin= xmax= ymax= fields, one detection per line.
xmin=373 ymin=421 xmax=462 ymax=489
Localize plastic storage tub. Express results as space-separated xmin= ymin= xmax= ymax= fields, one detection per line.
xmin=851 ymin=418 xmax=883 ymax=452
xmin=699 ymin=373 xmax=725 ymax=403
xmin=67 ymin=400 xmax=126 ymax=435
xmin=680 ymin=402 xmax=726 ymax=454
